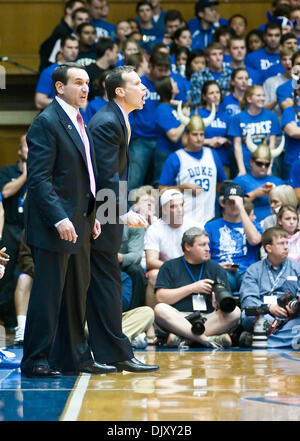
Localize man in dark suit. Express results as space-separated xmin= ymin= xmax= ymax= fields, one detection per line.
xmin=87 ymin=66 xmax=159 ymax=372
xmin=20 ymin=63 xmax=113 ymax=377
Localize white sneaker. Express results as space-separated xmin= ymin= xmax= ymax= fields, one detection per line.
xmin=14 ymin=326 xmax=25 ymax=345
xmin=131 ymin=332 xmax=147 ymax=349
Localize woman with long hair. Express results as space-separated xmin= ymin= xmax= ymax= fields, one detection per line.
xmin=228 ymin=85 xmax=281 ymax=176
xmin=197 ymin=80 xmax=232 ymax=176
xmin=222 ymin=68 xmax=249 ymax=118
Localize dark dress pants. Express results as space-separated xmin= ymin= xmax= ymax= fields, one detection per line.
xmin=21 ymin=223 xmax=93 ymax=373
xmin=86 ymin=248 xmax=134 ymax=364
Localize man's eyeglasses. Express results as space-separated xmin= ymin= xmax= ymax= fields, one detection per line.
xmin=254 ymin=160 xmax=270 ymax=168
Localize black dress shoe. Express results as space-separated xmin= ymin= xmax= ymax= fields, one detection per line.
xmin=113 ymin=357 xmax=159 ymax=373
xmin=21 ymin=366 xmax=62 ymax=378
xmin=79 ymin=361 xmax=117 ymax=374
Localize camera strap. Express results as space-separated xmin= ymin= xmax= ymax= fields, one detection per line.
xmin=182 ymin=257 xmax=206 ymax=310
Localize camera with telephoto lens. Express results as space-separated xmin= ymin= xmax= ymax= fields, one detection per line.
xmin=185 ymin=311 xmax=207 ymax=335
xmin=244 ymin=304 xmax=270 ymax=316
xmin=212 ymin=279 xmax=236 ymax=313
xmin=277 ymin=293 xmax=300 ymax=314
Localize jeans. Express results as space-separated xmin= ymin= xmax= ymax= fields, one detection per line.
xmin=128 ymin=137 xmax=157 ymax=192
xmin=226 ymin=270 xmax=245 ymax=294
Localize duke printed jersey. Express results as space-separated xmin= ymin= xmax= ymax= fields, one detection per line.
xmin=175 ymin=147 xmax=217 ymax=224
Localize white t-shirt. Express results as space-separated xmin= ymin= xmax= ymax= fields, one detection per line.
xmin=144 ymin=216 xmax=203 ymax=263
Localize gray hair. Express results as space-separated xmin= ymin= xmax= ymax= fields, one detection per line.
xmin=181 ymin=227 xmax=208 ymax=251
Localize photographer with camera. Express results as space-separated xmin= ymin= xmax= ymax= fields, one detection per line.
xmin=240 ymin=226 xmax=300 ymax=348
xmin=154 ymin=227 xmax=241 ymax=349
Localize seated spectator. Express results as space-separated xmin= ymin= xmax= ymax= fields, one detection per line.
xmin=0 ymin=135 xmax=28 ymax=331
xmin=263 ymin=47 xmax=294 ymax=122
xmin=212 ymin=25 xmax=235 ymax=67
xmin=289 ymin=157 xmax=300 ymax=205
xmin=87 ymin=0 xmax=115 ymax=38
xmin=261 ymin=34 xmax=297 ymax=84
xmin=35 ymin=35 xmax=79 ymax=110
xmin=144 ymin=189 xmax=202 ymax=309
xmin=154 ymin=227 xmax=240 ymax=348
xmin=222 ymin=68 xmax=248 ymax=119
xmin=114 ymin=20 xmax=132 ymax=52
xmin=282 ymin=81 xmax=300 ymax=179
xmin=136 ymin=0 xmax=164 ymax=53
xmin=228 ymin=37 xmax=263 ymax=86
xmin=126 ymin=53 xmax=149 ymax=77
xmin=83 ymin=69 xmax=109 ymax=124
xmin=205 ymin=181 xmax=262 ymax=293
xmin=162 ymin=9 xmax=185 ymax=48
xmin=245 ymin=22 xmax=281 ymax=72
xmin=47 ymin=7 xmax=90 ymax=66
xmin=190 ymin=42 xmax=232 ymax=108
xmin=85 ymin=38 xmax=119 ymax=100
xmin=159 ymin=107 xmax=226 ymax=225
xmin=197 ymin=80 xmax=232 ymax=176
xmin=245 ymin=29 xmax=265 ymax=53
xmin=262 ymin=184 xmax=299 ymax=231
xmin=228 ymin=14 xmax=248 ymax=38
xmin=153 ymin=76 xmax=186 ymax=179
xmin=38 ymin=0 xmax=84 ymax=71
xmin=277 ymin=205 xmax=300 ymax=262
xmin=149 ymin=0 xmax=166 ymax=33
xmin=228 ymin=85 xmax=282 ymax=175
xmin=185 ymin=49 xmax=206 ymax=81
xmin=276 ymin=50 xmax=300 ymax=111
xmin=240 ymin=226 xmax=300 ymax=349
xmin=174 ymin=47 xmax=190 ymax=77
xmin=189 ymin=0 xmax=228 ymax=51
xmin=233 ymin=135 xmax=285 ymax=222
xmin=122 ymin=39 xmax=143 ymax=64
xmin=76 ymin=22 xmax=97 ymax=66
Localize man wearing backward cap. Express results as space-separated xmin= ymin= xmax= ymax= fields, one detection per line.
xmin=159 ymin=103 xmax=227 ymax=225
xmin=233 ymin=133 xmax=285 ymax=223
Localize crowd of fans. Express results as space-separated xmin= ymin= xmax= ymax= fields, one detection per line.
xmin=1 ymin=0 xmax=300 ymax=351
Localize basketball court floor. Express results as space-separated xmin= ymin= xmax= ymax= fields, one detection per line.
xmin=1 ymin=333 xmax=300 ymax=422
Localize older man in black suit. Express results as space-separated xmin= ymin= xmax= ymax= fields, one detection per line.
xmin=87 ymin=66 xmax=159 ymax=372
xmin=20 ymin=63 xmax=111 ymax=377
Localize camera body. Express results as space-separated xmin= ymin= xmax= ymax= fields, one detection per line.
xmin=277 ymin=293 xmax=300 ymax=314
xmin=244 ymin=304 xmax=270 ymax=316
xmin=185 ymin=311 xmax=206 ymax=335
xmin=212 ymin=279 xmax=236 ymax=313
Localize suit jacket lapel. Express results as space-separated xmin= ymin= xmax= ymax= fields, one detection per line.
xmin=53 ymin=100 xmax=90 ymax=169
xmin=110 ymin=101 xmax=129 ymax=154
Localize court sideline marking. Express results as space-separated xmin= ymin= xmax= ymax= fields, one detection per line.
xmin=60 ymin=373 xmax=91 ymax=421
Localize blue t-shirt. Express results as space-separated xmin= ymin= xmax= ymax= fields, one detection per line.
xmin=83 ymin=97 xmax=108 ymax=124
xmin=155 ymin=103 xmax=183 ymax=153
xmin=245 ymin=47 xmax=280 ymax=72
xmin=130 ymin=75 xmax=160 ymax=138
xmin=159 ymin=147 xmax=227 ymax=186
xmin=282 ymin=104 xmax=300 ymax=165
xmin=233 ymin=173 xmax=284 ymax=222
xmin=222 ymin=93 xmax=241 ymax=118
xmin=197 ymin=107 xmax=232 ymax=166
xmin=90 ymin=18 xmax=115 ymax=38
xmin=289 ymin=158 xmax=300 ymax=187
xmin=170 ymin=72 xmax=190 ymax=103
xmin=261 ymin=62 xmax=284 ymax=83
xmin=204 ymin=217 xmax=262 ymax=272
xmin=227 ymin=65 xmax=263 ymax=86
xmin=35 ymin=62 xmax=59 ymax=98
xmin=228 ymin=107 xmax=281 ymax=171
xmin=276 ymin=79 xmax=293 ymax=106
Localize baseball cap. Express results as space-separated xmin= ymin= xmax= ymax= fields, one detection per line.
xmin=219 ymin=181 xmax=245 ymax=199
xmin=196 ymin=0 xmax=219 ymax=13
xmin=160 ymin=189 xmax=183 ymax=206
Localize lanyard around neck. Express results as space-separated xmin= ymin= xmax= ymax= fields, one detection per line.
xmin=182 ymin=256 xmax=204 ymax=283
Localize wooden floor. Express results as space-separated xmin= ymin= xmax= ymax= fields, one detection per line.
xmin=1 ymin=324 xmax=300 ymax=422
